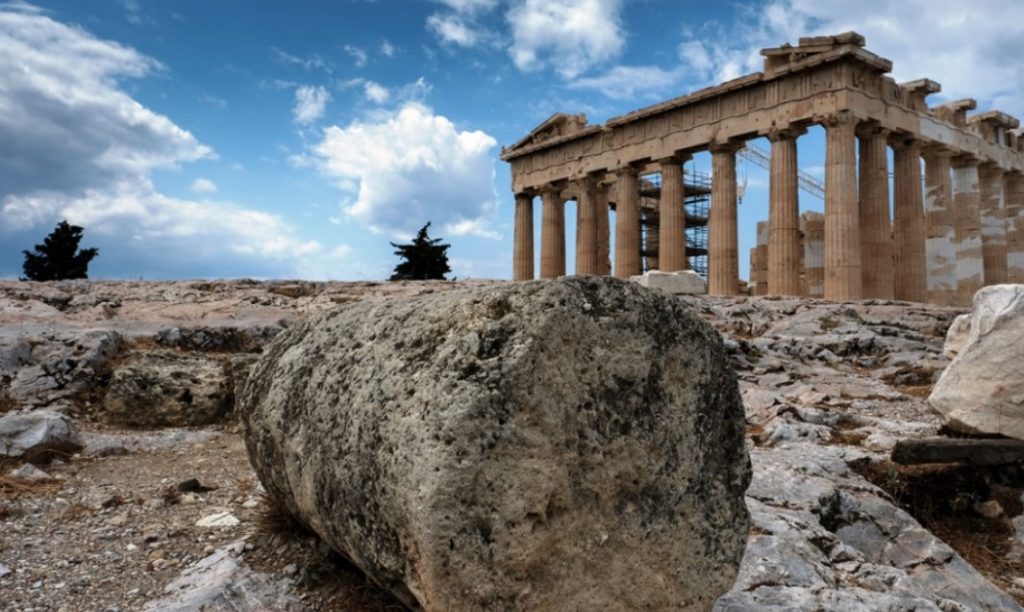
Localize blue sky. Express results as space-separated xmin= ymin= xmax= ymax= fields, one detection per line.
xmin=1 ymin=0 xmax=1021 ymax=280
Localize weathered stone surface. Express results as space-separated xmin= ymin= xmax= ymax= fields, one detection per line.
xmin=104 ymin=351 xmax=231 ymax=427
xmin=241 ymin=277 xmax=751 ymax=611
xmin=0 ymin=410 xmax=82 ymax=463
xmin=943 ymin=312 xmax=971 ymax=358
xmin=930 ymin=284 xmax=1024 ymax=438
xmin=629 ymin=269 xmax=707 ymax=294
xmin=6 ymin=330 xmax=122 ymax=406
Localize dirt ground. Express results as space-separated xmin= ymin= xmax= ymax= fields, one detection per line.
xmin=0 ymin=425 xmax=402 ymax=611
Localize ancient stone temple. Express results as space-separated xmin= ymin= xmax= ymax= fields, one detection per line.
xmin=501 ymin=32 xmax=1024 ymax=305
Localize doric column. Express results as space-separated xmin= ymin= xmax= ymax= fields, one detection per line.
xmin=767 ymin=128 xmax=803 ymax=296
xmin=823 ymin=112 xmax=862 ymax=301
xmin=891 ymin=135 xmax=927 ymax=302
xmin=658 ymin=156 xmax=688 ymax=271
xmin=951 ymin=157 xmax=984 ymax=306
xmin=753 ymin=221 xmax=770 ymax=295
xmin=614 ymin=167 xmax=642 ymax=278
xmin=802 ymin=212 xmax=825 ymax=298
xmin=513 ymin=193 xmax=534 ymax=281
xmin=1007 ymin=171 xmax=1024 ymax=283
xmin=644 ymin=212 xmax=660 ymax=272
xmin=709 ymin=142 xmax=741 ymax=295
xmin=922 ymin=148 xmax=957 ymax=305
xmin=979 ymin=163 xmax=1008 ymax=285
xmin=858 ymin=124 xmax=894 ymax=299
xmin=539 ymin=188 xmax=565 ymax=279
xmin=595 ymin=183 xmax=611 ymax=275
xmin=574 ymin=177 xmax=598 ymax=275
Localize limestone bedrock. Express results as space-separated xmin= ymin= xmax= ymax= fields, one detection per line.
xmin=931 ymin=284 xmax=1024 ymax=438
xmin=239 ymin=277 xmax=751 ymax=611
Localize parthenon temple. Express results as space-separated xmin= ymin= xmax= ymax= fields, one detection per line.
xmin=500 ymin=32 xmax=1024 ymax=305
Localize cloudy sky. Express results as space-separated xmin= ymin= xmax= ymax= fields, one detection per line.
xmin=1 ymin=0 xmax=1022 ymax=280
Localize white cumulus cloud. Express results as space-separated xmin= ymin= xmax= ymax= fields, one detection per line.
xmin=506 ymin=0 xmax=624 ymax=79
xmin=190 ymin=177 xmax=217 ymax=193
xmin=363 ymin=81 xmax=390 ymax=103
xmin=293 ymin=85 xmax=330 ymax=124
xmin=427 ymin=13 xmax=484 ymax=47
xmin=0 ymin=3 xmax=328 ymax=278
xmin=311 ymin=102 xmax=500 ymax=239
xmin=677 ymin=0 xmax=1024 ymax=116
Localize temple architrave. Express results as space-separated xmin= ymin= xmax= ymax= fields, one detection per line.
xmin=501 ymin=32 xmax=1024 ymax=305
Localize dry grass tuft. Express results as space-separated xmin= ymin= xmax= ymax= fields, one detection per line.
xmin=0 ymin=463 xmax=60 ymax=501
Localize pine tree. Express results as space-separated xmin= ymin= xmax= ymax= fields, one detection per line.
xmin=389 ymin=222 xmax=451 ymax=281
xmin=21 ymin=220 xmax=99 ymax=281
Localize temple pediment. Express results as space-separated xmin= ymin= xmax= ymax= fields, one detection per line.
xmin=501 ymin=113 xmax=591 ymax=159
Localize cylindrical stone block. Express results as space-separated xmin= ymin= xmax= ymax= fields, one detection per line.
xmin=767 ymin=130 xmax=802 ymax=296
xmin=952 ymin=158 xmax=984 ymax=306
xmin=240 ymin=278 xmax=753 ymax=611
xmin=824 ymin=113 xmax=862 ymax=301
xmin=709 ymin=145 xmax=740 ymax=295
xmin=923 ymin=149 xmax=957 ymax=305
xmin=540 ymin=189 xmax=565 ymax=279
xmin=575 ymin=179 xmax=598 ymax=276
xmin=615 ymin=168 xmax=642 ymax=278
xmin=979 ymin=164 xmax=1008 ymax=285
xmin=1007 ymin=172 xmax=1024 ymax=283
xmin=658 ymin=158 xmax=687 ymax=272
xmin=513 ymin=193 xmax=534 ymax=281
xmin=892 ymin=138 xmax=927 ymax=303
xmin=858 ymin=126 xmax=894 ymax=299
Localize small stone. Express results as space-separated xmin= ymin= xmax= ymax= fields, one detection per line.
xmin=195 ymin=511 xmax=240 ymax=528
xmin=974 ymin=499 xmax=1004 ymax=519
xmin=0 ymin=563 xmax=10 ymax=578
xmin=7 ymin=463 xmax=50 ymax=482
xmin=241 ymin=498 xmax=259 ymax=509
xmin=177 ymin=478 xmax=216 ymax=493
xmin=284 ymin=563 xmax=298 ymax=576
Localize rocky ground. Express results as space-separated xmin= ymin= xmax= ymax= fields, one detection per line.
xmin=2 ymin=279 xmax=1023 ymax=611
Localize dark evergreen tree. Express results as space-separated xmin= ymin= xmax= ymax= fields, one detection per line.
xmin=389 ymin=222 xmax=451 ymax=281
xmin=21 ymin=220 xmax=99 ymax=281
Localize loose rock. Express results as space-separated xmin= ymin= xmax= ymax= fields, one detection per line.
xmin=930 ymin=285 xmax=1024 ymax=439
xmin=0 ymin=409 xmax=82 ymax=463
xmin=241 ymin=277 xmax=751 ymax=611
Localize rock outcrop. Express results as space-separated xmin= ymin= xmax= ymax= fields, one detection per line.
xmin=103 ymin=351 xmax=232 ymax=427
xmin=240 ymin=277 xmax=751 ymax=611
xmin=930 ymin=285 xmax=1024 ymax=439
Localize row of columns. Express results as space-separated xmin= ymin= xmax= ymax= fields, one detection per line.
xmin=513 ymin=119 xmax=1024 ymax=304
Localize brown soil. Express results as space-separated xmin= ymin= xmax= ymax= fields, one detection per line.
xmin=0 ymin=428 xmax=398 ymax=610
